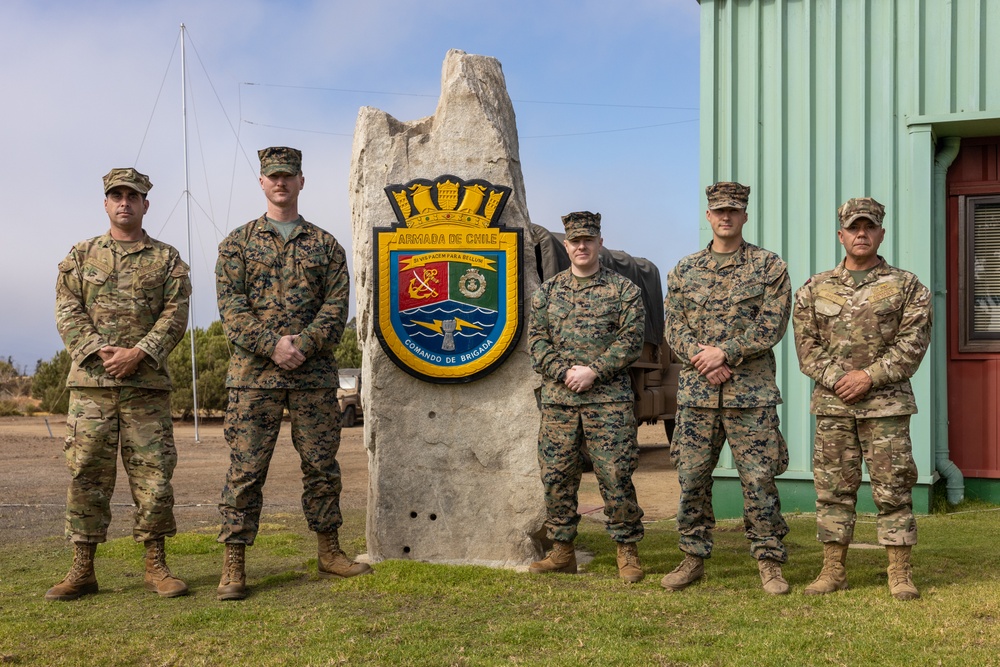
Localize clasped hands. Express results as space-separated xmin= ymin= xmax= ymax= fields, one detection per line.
xmin=563 ymin=365 xmax=598 ymax=394
xmin=271 ymin=334 xmax=306 ymax=371
xmin=692 ymin=343 xmax=731 ymax=386
xmin=833 ymin=369 xmax=872 ymax=405
xmin=98 ymin=346 xmax=146 ymax=380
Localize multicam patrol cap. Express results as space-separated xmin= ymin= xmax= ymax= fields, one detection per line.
xmin=562 ymin=211 xmax=601 ymax=240
xmin=706 ymin=181 xmax=750 ymax=210
xmin=258 ymin=146 xmax=302 ymax=176
xmin=102 ymin=167 xmax=152 ymax=195
xmin=838 ymin=197 xmax=885 ymax=227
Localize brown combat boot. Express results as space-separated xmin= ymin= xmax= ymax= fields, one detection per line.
xmin=886 ymin=545 xmax=920 ymax=600
xmin=317 ymin=532 xmax=373 ymax=579
xmin=758 ymin=559 xmax=790 ymax=595
xmin=660 ymin=554 xmax=704 ymax=591
xmin=45 ymin=542 xmax=98 ymax=601
xmin=143 ymin=538 xmax=189 ymax=598
xmin=217 ymin=543 xmax=247 ymax=601
xmin=616 ymin=542 xmax=644 ymax=583
xmin=528 ymin=540 xmax=577 ymax=574
xmin=804 ymin=543 xmax=849 ymax=595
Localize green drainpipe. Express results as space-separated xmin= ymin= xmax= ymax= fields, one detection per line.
xmin=933 ymin=136 xmax=964 ymax=505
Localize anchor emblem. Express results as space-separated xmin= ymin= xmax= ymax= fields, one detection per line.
xmin=408 ymin=268 xmax=440 ymax=299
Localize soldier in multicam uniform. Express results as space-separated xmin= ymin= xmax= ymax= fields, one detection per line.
xmin=527 ymin=211 xmax=646 ymax=583
xmin=661 ymin=182 xmax=792 ymax=595
xmin=792 ymin=197 xmax=932 ymax=601
xmin=47 ymin=168 xmax=191 ymax=601
xmin=214 ymin=146 xmax=371 ymax=601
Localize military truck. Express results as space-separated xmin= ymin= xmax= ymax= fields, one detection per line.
xmin=531 ymin=224 xmax=680 ymax=442
xmin=338 ymin=368 xmax=363 ymax=428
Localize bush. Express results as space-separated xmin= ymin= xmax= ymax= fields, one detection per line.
xmin=31 ymin=350 xmax=71 ymax=415
xmin=0 ymin=396 xmax=40 ymax=416
xmin=0 ymin=356 xmax=31 ymax=398
xmin=336 ymin=319 xmax=362 ymax=369
xmin=168 ymin=321 xmax=232 ymax=419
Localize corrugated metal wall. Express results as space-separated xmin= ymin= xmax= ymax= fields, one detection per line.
xmin=699 ymin=0 xmax=1000 ymax=503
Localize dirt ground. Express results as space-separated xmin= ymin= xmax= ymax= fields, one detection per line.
xmin=0 ymin=415 xmax=679 ymax=545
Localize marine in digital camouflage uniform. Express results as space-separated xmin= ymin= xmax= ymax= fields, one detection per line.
xmin=527 ymin=211 xmax=646 ymax=583
xmin=661 ymin=182 xmax=792 ymax=595
xmin=47 ymin=167 xmax=191 ymax=601
xmin=792 ymin=196 xmax=932 ymax=600
xmin=214 ymin=146 xmax=370 ymax=601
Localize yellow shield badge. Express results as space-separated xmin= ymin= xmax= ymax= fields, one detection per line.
xmin=374 ymin=175 xmax=523 ymax=383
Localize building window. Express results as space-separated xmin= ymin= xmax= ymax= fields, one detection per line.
xmin=960 ymin=195 xmax=1000 ymax=352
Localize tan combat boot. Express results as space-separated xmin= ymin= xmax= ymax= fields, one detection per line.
xmin=758 ymin=559 xmax=790 ymax=595
xmin=804 ymin=543 xmax=849 ymax=595
xmin=217 ymin=543 xmax=247 ymax=601
xmin=886 ymin=545 xmax=920 ymax=600
xmin=45 ymin=542 xmax=98 ymax=601
xmin=660 ymin=554 xmax=704 ymax=591
xmin=528 ymin=540 xmax=577 ymax=574
xmin=143 ymin=538 xmax=189 ymax=598
xmin=317 ymin=532 xmax=373 ymax=579
xmin=616 ymin=542 xmax=644 ymax=583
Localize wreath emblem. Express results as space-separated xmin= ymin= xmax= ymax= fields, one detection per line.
xmin=459 ymin=268 xmax=487 ymax=299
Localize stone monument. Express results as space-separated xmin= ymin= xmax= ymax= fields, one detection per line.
xmin=348 ymin=50 xmax=546 ymax=566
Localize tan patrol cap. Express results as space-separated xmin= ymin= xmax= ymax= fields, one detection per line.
xmin=102 ymin=167 xmax=152 ymax=195
xmin=838 ymin=197 xmax=885 ymax=227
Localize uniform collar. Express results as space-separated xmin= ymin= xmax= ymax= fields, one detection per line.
xmin=100 ymin=230 xmax=151 ymax=253
xmin=254 ymin=214 xmax=310 ymax=241
xmin=835 ymin=256 xmax=887 ymax=284
xmin=565 ymin=265 xmax=609 ymax=286
xmin=698 ymin=239 xmax=748 ymax=268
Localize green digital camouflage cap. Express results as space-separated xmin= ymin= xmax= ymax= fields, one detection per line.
xmin=705 ymin=181 xmax=750 ymax=210
xmin=258 ymin=146 xmax=302 ymax=176
xmin=562 ymin=211 xmax=602 ymax=240
xmin=838 ymin=197 xmax=886 ymax=227
xmin=102 ymin=167 xmax=152 ymax=195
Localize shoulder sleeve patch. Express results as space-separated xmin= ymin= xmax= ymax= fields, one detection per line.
xmin=170 ymin=258 xmax=191 ymax=278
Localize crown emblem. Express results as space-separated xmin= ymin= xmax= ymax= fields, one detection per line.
xmin=385 ymin=175 xmax=511 ymax=229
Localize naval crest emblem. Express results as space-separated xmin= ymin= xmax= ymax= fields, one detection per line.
xmin=374 ymin=175 xmax=523 ymax=383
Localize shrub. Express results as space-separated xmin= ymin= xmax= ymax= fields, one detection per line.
xmin=31 ymin=350 xmax=71 ymax=415
xmin=336 ymin=319 xmax=362 ymax=369
xmin=168 ymin=321 xmax=232 ymax=419
xmin=0 ymin=357 xmax=31 ymax=398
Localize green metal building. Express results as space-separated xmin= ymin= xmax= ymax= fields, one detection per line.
xmin=699 ymin=0 xmax=1000 ymax=517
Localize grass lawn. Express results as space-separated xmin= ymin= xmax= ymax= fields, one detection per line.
xmin=1 ymin=503 xmax=998 ymax=667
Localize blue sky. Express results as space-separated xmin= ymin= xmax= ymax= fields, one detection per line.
xmin=0 ymin=0 xmax=701 ymax=372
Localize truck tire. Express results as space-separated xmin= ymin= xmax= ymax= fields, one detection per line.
xmin=343 ymin=405 xmax=356 ymax=429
